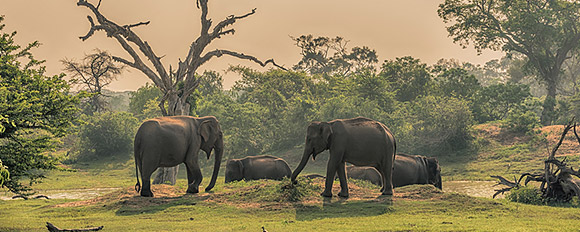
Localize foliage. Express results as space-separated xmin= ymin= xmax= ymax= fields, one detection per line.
xmin=396 ymin=96 xmax=474 ymax=155
xmin=62 ymin=49 xmax=124 ymax=114
xmin=380 ymin=56 xmax=432 ymax=102
xmin=506 ymin=186 xmax=544 ymax=205
xmin=72 ymin=112 xmax=140 ymax=161
xmin=471 ymin=83 xmax=531 ymax=123
xmin=129 ymin=83 xmax=163 ymax=120
xmin=0 ymin=16 xmax=80 ymax=194
xmin=0 ymin=159 xmax=9 ymax=186
xmin=501 ymin=108 xmax=541 ymax=134
xmin=438 ymin=0 xmax=580 ymax=125
xmin=291 ymin=34 xmax=378 ymax=76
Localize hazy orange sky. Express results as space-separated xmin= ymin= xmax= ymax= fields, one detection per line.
xmin=1 ymin=0 xmax=502 ymax=91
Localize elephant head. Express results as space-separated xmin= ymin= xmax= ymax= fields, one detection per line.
xmin=291 ymin=122 xmax=332 ymax=183
xmin=199 ymin=119 xmax=224 ymax=192
xmin=224 ymin=159 xmax=244 ymax=183
xmin=425 ymin=157 xmax=442 ymax=190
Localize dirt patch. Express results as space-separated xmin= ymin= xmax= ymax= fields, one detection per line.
xmin=53 ymin=184 xmax=185 ymax=208
xmin=540 ymin=125 xmax=580 ymax=157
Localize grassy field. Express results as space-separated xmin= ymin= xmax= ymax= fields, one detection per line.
xmin=2 ymin=123 xmax=580 ymax=231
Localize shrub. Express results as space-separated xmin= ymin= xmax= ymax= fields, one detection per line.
xmin=397 ymin=96 xmax=474 ymax=155
xmin=73 ymin=112 xmax=140 ymax=160
xmin=507 ymin=186 xmax=543 ymax=205
xmin=501 ymin=108 xmax=541 ymax=134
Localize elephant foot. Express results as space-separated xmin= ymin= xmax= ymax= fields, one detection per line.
xmin=338 ymin=191 xmax=349 ymax=198
xmin=381 ymin=190 xmax=393 ymax=196
xmin=140 ymin=190 xmax=154 ymax=198
xmin=320 ymin=191 xmax=333 ymax=198
xmin=186 ymin=187 xmax=200 ymax=194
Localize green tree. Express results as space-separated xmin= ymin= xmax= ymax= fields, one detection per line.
xmin=73 ymin=112 xmax=140 ymax=160
xmin=439 ymin=0 xmax=580 ymax=125
xmin=129 ymin=83 xmax=163 ymax=120
xmin=380 ymin=56 xmax=432 ymax=102
xmin=292 ymin=34 xmax=378 ymax=76
xmin=0 ymin=16 xmax=80 ymax=194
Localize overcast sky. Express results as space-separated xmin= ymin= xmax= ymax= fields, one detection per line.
xmin=0 ymin=0 xmax=502 ymax=91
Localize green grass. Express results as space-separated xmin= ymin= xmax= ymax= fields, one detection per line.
xmin=2 ymin=183 xmax=580 ymax=231
xmin=3 ymin=123 xmax=580 ymax=231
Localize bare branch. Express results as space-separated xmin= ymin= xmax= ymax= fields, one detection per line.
xmin=200 ymin=49 xmax=287 ymax=70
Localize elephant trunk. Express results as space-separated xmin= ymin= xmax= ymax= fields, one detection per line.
xmin=291 ymin=149 xmax=311 ymax=184
xmin=436 ymin=174 xmax=442 ymax=190
xmin=205 ymin=138 xmax=223 ymax=192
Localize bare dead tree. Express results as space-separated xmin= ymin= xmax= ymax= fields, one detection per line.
xmin=492 ymin=118 xmax=580 ymax=202
xmin=76 ymin=0 xmax=286 ymax=185
xmin=62 ymin=49 xmax=124 ymax=114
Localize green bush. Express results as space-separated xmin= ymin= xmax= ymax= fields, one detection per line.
xmin=397 ymin=96 xmax=474 ymax=155
xmin=501 ymin=108 xmax=541 ymax=134
xmin=73 ymin=112 xmax=140 ymax=160
xmin=507 ymin=186 xmax=543 ymax=205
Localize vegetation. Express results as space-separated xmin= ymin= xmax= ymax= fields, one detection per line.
xmin=0 ymin=16 xmax=80 ymax=195
xmin=438 ymin=0 xmax=580 ymax=125
xmin=61 ymin=49 xmax=125 ymax=114
xmin=70 ymin=112 xmax=140 ymax=161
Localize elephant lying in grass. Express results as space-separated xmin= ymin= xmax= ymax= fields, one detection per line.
xmin=341 ymin=153 xmax=442 ymax=190
xmin=225 ymin=155 xmax=292 ymax=183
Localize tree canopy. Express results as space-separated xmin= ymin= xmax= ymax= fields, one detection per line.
xmin=438 ymin=0 xmax=580 ymax=125
xmin=0 ymin=16 xmax=80 ymax=194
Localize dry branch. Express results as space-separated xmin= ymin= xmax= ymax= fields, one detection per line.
xmin=46 ymin=222 xmax=103 ymax=232
xmin=492 ymin=118 xmax=580 ymax=202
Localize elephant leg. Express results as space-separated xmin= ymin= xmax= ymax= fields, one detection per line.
xmin=140 ymin=163 xmax=157 ymax=197
xmin=336 ymin=162 xmax=349 ymax=198
xmin=380 ymin=160 xmax=394 ymax=195
xmin=322 ymin=153 xmax=342 ymax=197
xmin=184 ymin=158 xmax=202 ymax=194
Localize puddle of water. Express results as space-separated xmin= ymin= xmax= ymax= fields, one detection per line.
xmin=444 ymin=181 xmax=504 ymax=199
xmin=0 ymin=188 xmax=120 ymax=200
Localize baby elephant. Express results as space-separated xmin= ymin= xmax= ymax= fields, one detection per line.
xmin=225 ymin=155 xmax=292 ymax=183
xmin=345 ymin=154 xmax=442 ymax=190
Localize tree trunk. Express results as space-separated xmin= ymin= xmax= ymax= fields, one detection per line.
xmin=541 ymin=77 xmax=558 ymax=125
xmin=152 ymin=94 xmax=190 ymax=185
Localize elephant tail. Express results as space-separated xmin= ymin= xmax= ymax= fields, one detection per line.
xmin=135 ymin=158 xmax=141 ymax=193
xmin=134 ymin=138 xmax=142 ymax=193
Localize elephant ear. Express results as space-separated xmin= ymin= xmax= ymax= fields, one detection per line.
xmin=321 ymin=122 xmax=333 ymax=147
xmin=200 ymin=120 xmax=213 ymax=143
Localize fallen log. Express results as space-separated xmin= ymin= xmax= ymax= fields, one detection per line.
xmin=46 ymin=222 xmax=103 ymax=232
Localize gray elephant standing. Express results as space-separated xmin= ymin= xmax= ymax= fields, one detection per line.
xmin=134 ymin=116 xmax=223 ymax=197
xmin=224 ymin=155 xmax=291 ymax=183
xmin=291 ymin=117 xmax=397 ymax=197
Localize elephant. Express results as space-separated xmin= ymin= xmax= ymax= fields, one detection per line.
xmin=224 ymin=155 xmax=292 ymax=183
xmin=291 ymin=117 xmax=397 ymax=197
xmin=393 ymin=153 xmax=442 ymax=190
xmin=344 ymin=166 xmax=382 ymax=186
xmin=340 ymin=154 xmax=442 ymax=190
xmin=134 ymin=115 xmax=223 ymax=197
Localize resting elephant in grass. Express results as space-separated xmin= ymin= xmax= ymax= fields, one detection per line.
xmin=343 ymin=154 xmax=442 ymax=190
xmin=291 ymin=117 xmax=397 ymax=197
xmin=344 ymin=166 xmax=382 ymax=186
xmin=224 ymin=155 xmax=292 ymax=183
xmin=393 ymin=153 xmax=442 ymax=190
xmin=134 ymin=116 xmax=223 ymax=197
